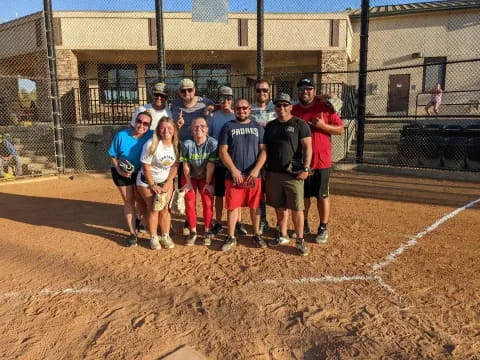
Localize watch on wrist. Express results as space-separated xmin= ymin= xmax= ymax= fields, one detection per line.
xmin=303 ymin=167 xmax=310 ymax=172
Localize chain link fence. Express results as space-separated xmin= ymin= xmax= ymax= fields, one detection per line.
xmin=1 ymin=0 xmax=479 ymax=180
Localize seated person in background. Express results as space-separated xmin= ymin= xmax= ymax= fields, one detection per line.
xmin=108 ymin=111 xmax=153 ymax=247
xmin=0 ymin=133 xmax=23 ymax=178
xmin=180 ymin=117 xmax=218 ymax=246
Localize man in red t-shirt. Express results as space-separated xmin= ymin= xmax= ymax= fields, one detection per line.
xmin=292 ymin=78 xmax=344 ymax=244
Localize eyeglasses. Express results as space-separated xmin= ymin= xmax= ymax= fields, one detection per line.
xmin=235 ymin=106 xmax=249 ymax=111
xmin=256 ymin=88 xmax=269 ymax=93
xmin=218 ymin=96 xmax=233 ymax=102
xmin=153 ymin=93 xmax=167 ymax=98
xmin=275 ymin=103 xmax=290 ymax=108
xmin=180 ymin=88 xmax=194 ymax=94
xmin=136 ymin=119 xmax=151 ymax=127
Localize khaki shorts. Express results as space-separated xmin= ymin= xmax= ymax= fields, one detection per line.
xmin=265 ymin=171 xmax=304 ymax=211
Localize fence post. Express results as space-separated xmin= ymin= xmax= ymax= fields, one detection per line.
xmin=356 ymin=0 xmax=370 ymax=164
xmin=257 ymin=0 xmax=264 ymax=80
xmin=43 ymin=0 xmax=65 ymax=174
xmin=155 ymin=0 xmax=166 ymax=82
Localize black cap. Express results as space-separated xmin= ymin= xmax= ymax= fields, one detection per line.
xmin=297 ymin=78 xmax=315 ymax=88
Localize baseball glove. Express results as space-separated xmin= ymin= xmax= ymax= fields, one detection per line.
xmin=118 ymin=157 xmax=134 ymax=175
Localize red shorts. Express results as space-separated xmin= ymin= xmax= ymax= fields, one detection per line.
xmin=225 ymin=178 xmax=262 ymax=210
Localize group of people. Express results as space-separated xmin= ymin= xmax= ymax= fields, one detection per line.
xmin=108 ymin=77 xmax=344 ymax=256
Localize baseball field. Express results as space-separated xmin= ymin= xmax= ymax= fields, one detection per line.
xmin=0 ymin=171 xmax=479 ymax=359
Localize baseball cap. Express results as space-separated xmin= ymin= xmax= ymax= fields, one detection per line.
xmin=297 ymin=78 xmax=315 ymax=88
xmin=151 ymin=82 xmax=167 ymax=95
xmin=218 ymin=86 xmax=233 ymax=96
xmin=273 ymin=93 xmax=292 ymax=105
xmin=178 ymin=78 xmax=195 ymax=90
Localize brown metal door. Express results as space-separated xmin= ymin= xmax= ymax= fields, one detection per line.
xmin=387 ymin=74 xmax=410 ymax=114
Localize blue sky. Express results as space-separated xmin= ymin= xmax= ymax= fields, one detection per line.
xmin=1 ymin=0 xmax=441 ymax=23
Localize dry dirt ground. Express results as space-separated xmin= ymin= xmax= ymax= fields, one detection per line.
xmin=0 ymin=171 xmax=479 ymax=360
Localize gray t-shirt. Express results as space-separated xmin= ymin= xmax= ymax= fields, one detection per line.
xmin=171 ymin=96 xmax=215 ymax=142
xmin=179 ymin=136 xmax=218 ymax=179
xmin=208 ymin=110 xmax=235 ymax=141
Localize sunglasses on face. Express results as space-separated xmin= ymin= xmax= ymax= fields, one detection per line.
xmin=180 ymin=88 xmax=194 ymax=94
xmin=256 ymin=88 xmax=269 ymax=93
xmin=153 ymin=93 xmax=167 ymax=98
xmin=275 ymin=103 xmax=290 ymax=108
xmin=299 ymin=87 xmax=315 ymax=92
xmin=136 ymin=119 xmax=151 ymax=127
xmin=219 ymin=96 xmax=233 ymax=102
xmin=235 ymin=106 xmax=249 ymax=111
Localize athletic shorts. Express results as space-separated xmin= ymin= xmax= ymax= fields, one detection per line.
xmin=265 ymin=171 xmax=304 ymax=211
xmin=304 ymin=168 xmax=330 ymax=199
xmin=214 ymin=166 xmax=227 ymax=197
xmin=111 ymin=167 xmax=137 ymax=187
xmin=225 ymin=178 xmax=262 ymax=210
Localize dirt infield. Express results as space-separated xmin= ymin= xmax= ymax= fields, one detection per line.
xmin=0 ymin=171 xmax=479 ymax=360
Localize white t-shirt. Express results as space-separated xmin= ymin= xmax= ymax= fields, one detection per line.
xmin=137 ymin=138 xmax=176 ymax=186
xmin=130 ymin=104 xmax=173 ymax=130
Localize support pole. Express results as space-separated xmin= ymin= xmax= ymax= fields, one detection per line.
xmin=155 ymin=0 xmax=166 ymax=82
xmin=257 ymin=0 xmax=264 ymax=80
xmin=356 ymin=0 xmax=370 ymax=163
xmin=43 ymin=0 xmax=65 ymax=173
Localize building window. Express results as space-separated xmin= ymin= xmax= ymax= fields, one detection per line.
xmin=145 ymin=64 xmax=185 ymax=98
xmin=98 ymin=64 xmax=138 ymax=103
xmin=423 ymin=57 xmax=446 ymax=92
xmin=192 ymin=64 xmax=230 ymax=97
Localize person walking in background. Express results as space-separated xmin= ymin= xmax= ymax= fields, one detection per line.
xmin=108 ymin=111 xmax=153 ymax=247
xmin=180 ymin=117 xmax=218 ymax=246
xmin=425 ymin=83 xmax=443 ymax=116
xmin=264 ymin=93 xmax=312 ymax=256
xmin=292 ymin=78 xmax=344 ymax=244
xmin=0 ymin=133 xmax=23 ymax=178
xmin=250 ymin=79 xmax=276 ymax=234
xmin=218 ymin=99 xmax=267 ymax=252
xmin=136 ymin=117 xmax=179 ymax=250
xmin=130 ymin=82 xmax=173 ymax=130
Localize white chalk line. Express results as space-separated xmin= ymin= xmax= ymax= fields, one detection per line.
xmin=371 ymin=197 xmax=480 ymax=272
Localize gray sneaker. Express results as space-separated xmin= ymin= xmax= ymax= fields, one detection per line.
xmin=236 ymin=222 xmax=248 ymax=236
xmin=222 ymin=236 xmax=237 ymax=252
xmin=186 ymin=232 xmax=197 ymax=246
xmin=268 ymin=233 xmax=290 ymax=247
xmin=315 ymin=228 xmax=328 ymax=244
xmin=204 ymin=231 xmax=214 ymax=246
xmin=253 ymin=234 xmax=267 ymax=248
xmin=150 ymin=235 xmax=161 ymax=250
xmin=295 ymin=239 xmax=310 ymax=256
xmin=161 ymin=234 xmax=175 ymax=249
xmin=126 ymin=233 xmax=138 ymax=247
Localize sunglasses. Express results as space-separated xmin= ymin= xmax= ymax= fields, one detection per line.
xmin=219 ymin=96 xmax=233 ymax=102
xmin=136 ymin=119 xmax=151 ymax=127
xmin=180 ymin=88 xmax=194 ymax=94
xmin=235 ymin=106 xmax=249 ymax=111
xmin=275 ymin=103 xmax=290 ymax=108
xmin=256 ymin=88 xmax=269 ymax=93
xmin=153 ymin=93 xmax=167 ymax=98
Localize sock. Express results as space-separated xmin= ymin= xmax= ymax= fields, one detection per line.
xmin=319 ymin=223 xmax=328 ymax=231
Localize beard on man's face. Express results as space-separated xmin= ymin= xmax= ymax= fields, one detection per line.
xmin=236 ymin=116 xmax=249 ymax=122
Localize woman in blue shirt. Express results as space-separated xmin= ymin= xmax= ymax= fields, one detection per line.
xmin=108 ymin=111 xmax=153 ymax=247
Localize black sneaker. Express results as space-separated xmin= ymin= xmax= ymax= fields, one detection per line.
xmin=253 ymin=234 xmax=267 ymax=248
xmin=222 ymin=236 xmax=237 ymax=252
xmin=259 ymin=218 xmax=269 ymax=235
xmin=183 ymin=220 xmax=190 ymax=236
xmin=236 ymin=222 xmax=248 ymax=236
xmin=295 ymin=239 xmax=309 ymax=256
xmin=186 ymin=232 xmax=197 ymax=246
xmin=126 ymin=233 xmax=138 ymax=247
xmin=211 ymin=221 xmax=223 ymax=235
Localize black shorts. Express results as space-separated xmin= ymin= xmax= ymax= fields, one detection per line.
xmin=304 ymin=168 xmax=330 ymax=199
xmin=111 ymin=167 xmax=137 ymax=187
xmin=214 ymin=166 xmax=227 ymax=197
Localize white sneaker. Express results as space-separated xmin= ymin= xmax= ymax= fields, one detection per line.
xmin=161 ymin=234 xmax=175 ymax=249
xmin=150 ymin=235 xmax=161 ymax=250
